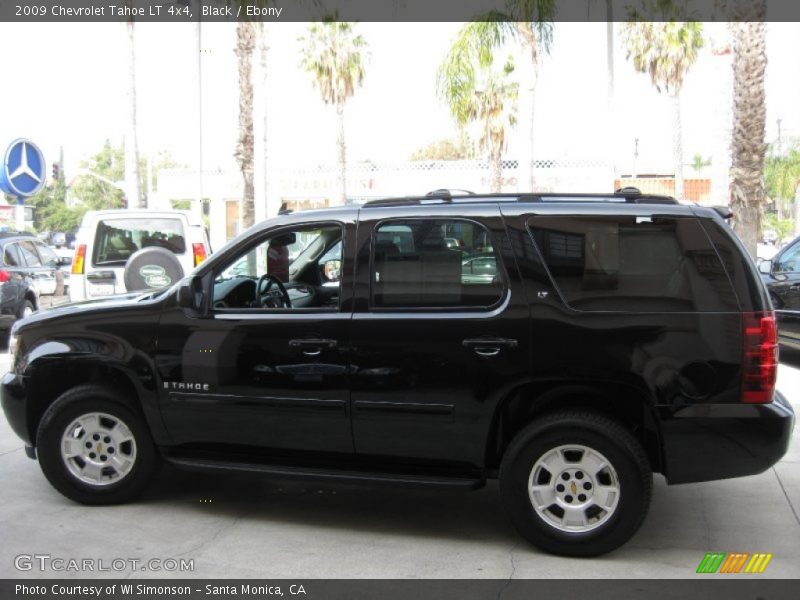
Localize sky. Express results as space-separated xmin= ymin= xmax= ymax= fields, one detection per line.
xmin=0 ymin=20 xmax=798 ymax=183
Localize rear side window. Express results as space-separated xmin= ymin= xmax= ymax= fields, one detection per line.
xmin=371 ymin=218 xmax=502 ymax=309
xmin=3 ymin=244 xmax=22 ymax=266
xmin=528 ymin=215 xmax=738 ymax=312
xmin=17 ymin=241 xmax=42 ymax=267
xmin=93 ymin=218 xmax=186 ymax=266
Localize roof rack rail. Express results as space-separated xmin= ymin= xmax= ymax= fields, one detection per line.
xmin=426 ymin=188 xmax=475 ymax=197
xmin=362 ymin=191 xmax=679 ymax=208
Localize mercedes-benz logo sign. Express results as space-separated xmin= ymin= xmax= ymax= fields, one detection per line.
xmin=1 ymin=139 xmax=46 ymax=198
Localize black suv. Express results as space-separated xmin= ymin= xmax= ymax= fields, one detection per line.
xmin=1 ymin=192 xmax=794 ymax=556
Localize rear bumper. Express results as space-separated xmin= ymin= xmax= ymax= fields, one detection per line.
xmin=660 ymin=391 xmax=795 ymax=484
xmin=0 ymin=371 xmax=32 ymax=446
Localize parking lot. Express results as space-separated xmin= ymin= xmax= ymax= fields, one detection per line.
xmin=0 ymin=349 xmax=797 ymax=580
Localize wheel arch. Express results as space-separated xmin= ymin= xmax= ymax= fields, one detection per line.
xmin=23 ymin=290 xmax=37 ymax=310
xmin=24 ymin=357 xmax=154 ymax=446
xmin=485 ymin=381 xmax=663 ymax=476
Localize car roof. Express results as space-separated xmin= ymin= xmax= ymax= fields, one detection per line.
xmin=80 ymin=209 xmax=204 ymax=226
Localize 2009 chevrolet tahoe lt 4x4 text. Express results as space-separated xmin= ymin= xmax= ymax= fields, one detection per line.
xmin=1 ymin=190 xmax=794 ymax=556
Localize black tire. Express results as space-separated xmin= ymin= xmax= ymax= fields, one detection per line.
xmin=499 ymin=411 xmax=652 ymax=556
xmin=123 ymin=246 xmax=184 ymax=292
xmin=36 ymin=385 xmax=160 ymax=505
xmin=17 ymin=299 xmax=35 ymax=319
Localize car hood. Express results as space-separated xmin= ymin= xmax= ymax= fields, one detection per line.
xmin=12 ymin=291 xmax=162 ymax=333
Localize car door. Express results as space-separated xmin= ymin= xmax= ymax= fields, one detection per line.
xmin=33 ymin=241 xmax=60 ymax=296
xmin=0 ymin=243 xmax=29 ymax=319
xmin=16 ymin=240 xmax=55 ymax=297
xmin=769 ymin=238 xmax=800 ymax=344
xmin=155 ymin=217 xmax=356 ymax=455
xmin=349 ymin=204 xmax=530 ymax=469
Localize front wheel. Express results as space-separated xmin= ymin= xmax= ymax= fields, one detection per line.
xmin=499 ymin=411 xmax=652 ymax=556
xmin=36 ymin=385 xmax=160 ymax=504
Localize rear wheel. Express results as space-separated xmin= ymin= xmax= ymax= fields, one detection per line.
xmin=499 ymin=411 xmax=652 ymax=556
xmin=36 ymin=385 xmax=160 ymax=504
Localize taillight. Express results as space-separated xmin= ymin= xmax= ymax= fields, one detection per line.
xmin=72 ymin=244 xmax=86 ymax=275
xmin=192 ymin=243 xmax=207 ymax=267
xmin=0 ymin=269 xmax=10 ymax=283
xmin=742 ymin=311 xmax=778 ymax=403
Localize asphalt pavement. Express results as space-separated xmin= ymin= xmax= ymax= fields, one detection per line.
xmin=0 ymin=350 xmax=798 ymax=579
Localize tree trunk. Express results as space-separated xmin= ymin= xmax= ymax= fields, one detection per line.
xmin=235 ymin=21 xmax=256 ymax=229
xmin=124 ymin=18 xmax=142 ymax=209
xmin=336 ymin=101 xmax=347 ymax=205
xmin=730 ymin=16 xmax=768 ymax=259
xmin=253 ymin=22 xmax=270 ymax=224
xmin=258 ymin=23 xmax=270 ymax=219
xmin=490 ymin=148 xmax=503 ymax=193
xmin=671 ymin=92 xmax=684 ymax=202
xmin=517 ymin=24 xmax=539 ymax=192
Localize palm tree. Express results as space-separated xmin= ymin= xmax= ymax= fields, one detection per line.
xmin=622 ymin=20 xmax=703 ymax=202
xmin=299 ymin=21 xmax=368 ymax=205
xmin=437 ymin=4 xmax=553 ymax=192
xmin=438 ymin=46 xmax=519 ymax=193
xmin=728 ymin=3 xmax=768 ymax=258
xmin=234 ymin=20 xmax=256 ymax=228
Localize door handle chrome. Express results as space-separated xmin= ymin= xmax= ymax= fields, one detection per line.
xmin=474 ymin=347 xmax=501 ymax=357
xmin=289 ymin=339 xmax=338 ymax=355
xmin=462 ymin=338 xmax=517 ymax=357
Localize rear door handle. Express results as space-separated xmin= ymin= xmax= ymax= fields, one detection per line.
xmin=463 ymin=337 xmax=518 ymax=357
xmin=289 ymin=338 xmax=338 ymax=356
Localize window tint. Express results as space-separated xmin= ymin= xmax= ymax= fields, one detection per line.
xmin=18 ymin=241 xmax=42 ymax=267
xmin=371 ymin=219 xmax=502 ymax=308
xmin=3 ymin=244 xmax=22 ymax=267
xmin=93 ymin=218 xmax=186 ymax=266
xmin=775 ymin=240 xmax=800 ymax=273
xmin=528 ymin=216 xmax=738 ymax=312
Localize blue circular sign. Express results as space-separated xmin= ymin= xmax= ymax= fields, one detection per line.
xmin=0 ymin=139 xmax=46 ymax=198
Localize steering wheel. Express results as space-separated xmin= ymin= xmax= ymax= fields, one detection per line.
xmin=256 ymin=274 xmax=292 ymax=308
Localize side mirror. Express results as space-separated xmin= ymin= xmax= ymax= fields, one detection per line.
xmin=322 ymin=259 xmax=342 ymax=282
xmin=758 ymin=260 xmax=772 ymax=275
xmin=177 ymin=279 xmax=199 ymax=309
xmin=58 ymin=256 xmax=72 ymax=266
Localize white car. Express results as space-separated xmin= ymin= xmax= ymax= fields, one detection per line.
xmin=69 ymin=210 xmax=210 ymax=301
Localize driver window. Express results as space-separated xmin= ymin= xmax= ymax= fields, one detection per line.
xmin=212 ymin=224 xmax=343 ymax=311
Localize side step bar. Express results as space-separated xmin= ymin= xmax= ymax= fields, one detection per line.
xmin=165 ymin=457 xmax=485 ymax=490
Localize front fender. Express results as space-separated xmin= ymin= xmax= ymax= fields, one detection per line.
xmin=17 ymin=333 xmax=169 ymax=447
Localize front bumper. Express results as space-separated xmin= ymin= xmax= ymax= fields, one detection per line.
xmin=660 ymin=391 xmax=795 ymax=484
xmin=0 ymin=371 xmax=32 ymax=446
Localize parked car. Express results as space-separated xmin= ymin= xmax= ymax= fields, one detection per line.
xmin=2 ymin=190 xmax=794 ymax=557
xmin=69 ymin=209 xmax=210 ymax=302
xmin=0 ymin=231 xmax=69 ymax=331
xmin=760 ymin=233 xmax=800 ymax=349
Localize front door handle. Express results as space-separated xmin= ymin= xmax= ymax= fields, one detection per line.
xmin=289 ymin=338 xmax=338 ymax=356
xmin=462 ymin=337 xmax=518 ymax=357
